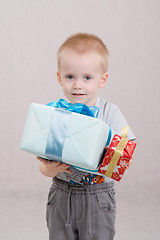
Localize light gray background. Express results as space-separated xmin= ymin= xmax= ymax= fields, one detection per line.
xmin=0 ymin=0 xmax=160 ymax=239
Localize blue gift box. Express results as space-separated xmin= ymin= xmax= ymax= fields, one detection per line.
xmin=20 ymin=102 xmax=114 ymax=171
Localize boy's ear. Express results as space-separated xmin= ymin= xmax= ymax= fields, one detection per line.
xmin=57 ymin=72 xmax=62 ymax=86
xmin=99 ymin=72 xmax=108 ymax=88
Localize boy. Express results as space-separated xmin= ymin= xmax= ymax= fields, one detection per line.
xmin=37 ymin=33 xmax=136 ymax=240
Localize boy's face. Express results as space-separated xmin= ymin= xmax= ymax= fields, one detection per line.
xmin=57 ymin=49 xmax=108 ymax=106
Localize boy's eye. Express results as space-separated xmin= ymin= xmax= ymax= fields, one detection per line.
xmin=84 ymin=76 xmax=91 ymax=80
xmin=66 ymin=75 xmax=73 ymax=80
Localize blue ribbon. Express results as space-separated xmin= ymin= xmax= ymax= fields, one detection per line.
xmin=47 ymin=98 xmax=99 ymax=118
xmin=45 ymin=109 xmax=72 ymax=161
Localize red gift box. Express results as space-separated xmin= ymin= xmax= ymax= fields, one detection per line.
xmin=98 ymin=128 xmax=136 ymax=182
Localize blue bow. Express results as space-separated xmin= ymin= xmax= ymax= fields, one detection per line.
xmin=47 ymin=99 xmax=99 ymax=118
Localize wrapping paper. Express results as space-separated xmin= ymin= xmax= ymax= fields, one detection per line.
xmin=98 ymin=132 xmax=137 ymax=181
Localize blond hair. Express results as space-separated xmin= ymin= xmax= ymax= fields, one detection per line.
xmin=57 ymin=33 xmax=109 ymax=72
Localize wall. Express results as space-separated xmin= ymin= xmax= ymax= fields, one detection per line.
xmin=0 ymin=0 xmax=159 ymax=206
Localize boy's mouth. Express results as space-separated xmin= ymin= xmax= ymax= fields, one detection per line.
xmin=72 ymin=93 xmax=86 ymax=97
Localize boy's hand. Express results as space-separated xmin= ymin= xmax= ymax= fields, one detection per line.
xmin=36 ymin=156 xmax=72 ymax=177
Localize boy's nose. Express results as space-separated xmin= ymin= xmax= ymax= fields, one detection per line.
xmin=73 ymin=79 xmax=83 ymax=89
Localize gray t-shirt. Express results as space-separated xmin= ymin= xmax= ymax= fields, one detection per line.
xmin=55 ymin=97 xmax=136 ymax=183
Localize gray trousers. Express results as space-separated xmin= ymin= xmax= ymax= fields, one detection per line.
xmin=46 ymin=177 xmax=116 ymax=240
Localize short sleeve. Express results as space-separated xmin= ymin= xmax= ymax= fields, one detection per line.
xmin=107 ymin=104 xmax=136 ymax=140
xmin=96 ymin=98 xmax=136 ymax=141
